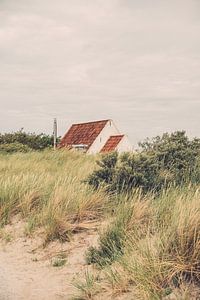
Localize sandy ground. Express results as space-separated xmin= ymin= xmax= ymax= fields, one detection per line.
xmin=0 ymin=219 xmax=99 ymax=300
xmin=1 ymin=220 xmax=198 ymax=300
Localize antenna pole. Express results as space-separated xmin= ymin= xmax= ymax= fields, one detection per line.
xmin=53 ymin=118 xmax=57 ymax=150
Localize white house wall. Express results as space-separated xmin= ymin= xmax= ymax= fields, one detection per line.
xmin=116 ymin=135 xmax=133 ymax=153
xmin=87 ymin=120 xmax=120 ymax=154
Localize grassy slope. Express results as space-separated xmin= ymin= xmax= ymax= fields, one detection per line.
xmin=0 ymin=150 xmax=200 ymax=299
xmin=78 ymin=187 xmax=200 ymax=300
xmin=0 ymin=150 xmax=107 ymax=242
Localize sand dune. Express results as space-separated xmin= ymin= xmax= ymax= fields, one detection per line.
xmin=0 ymin=220 xmax=98 ymax=300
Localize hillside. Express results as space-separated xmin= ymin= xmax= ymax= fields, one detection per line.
xmin=0 ymin=146 xmax=200 ymax=299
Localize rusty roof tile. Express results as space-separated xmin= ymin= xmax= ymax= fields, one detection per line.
xmin=100 ymin=135 xmax=124 ymax=153
xmin=59 ymin=120 xmax=110 ymax=150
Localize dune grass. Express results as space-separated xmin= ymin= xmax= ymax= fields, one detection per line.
xmin=82 ymin=187 xmax=200 ymax=299
xmin=0 ymin=150 xmax=107 ymax=242
xmin=1 ymin=149 xmax=200 ymax=299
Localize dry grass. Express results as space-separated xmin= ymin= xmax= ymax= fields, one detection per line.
xmin=82 ymin=187 xmax=200 ymax=299
xmin=0 ymin=150 xmax=107 ymax=242
xmin=1 ymin=150 xmax=200 ymax=299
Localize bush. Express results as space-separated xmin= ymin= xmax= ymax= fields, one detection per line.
xmin=0 ymin=129 xmax=60 ymax=151
xmin=0 ymin=142 xmax=32 ymax=154
xmin=87 ymin=131 xmax=200 ymax=194
xmin=86 ymin=222 xmax=125 ymax=267
xmin=86 ymin=192 xmax=152 ymax=267
xmin=87 ymin=152 xmax=118 ymax=190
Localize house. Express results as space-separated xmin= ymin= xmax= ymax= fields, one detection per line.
xmin=59 ymin=119 xmax=133 ymax=154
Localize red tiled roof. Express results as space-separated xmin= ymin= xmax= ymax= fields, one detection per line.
xmin=100 ymin=135 xmax=124 ymax=153
xmin=59 ymin=120 xmax=109 ymax=150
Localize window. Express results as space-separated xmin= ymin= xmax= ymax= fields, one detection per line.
xmin=72 ymin=144 xmax=88 ymax=153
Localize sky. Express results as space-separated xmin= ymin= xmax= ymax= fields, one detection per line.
xmin=0 ymin=0 xmax=200 ymax=146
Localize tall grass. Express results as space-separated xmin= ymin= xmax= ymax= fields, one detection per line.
xmin=0 ymin=150 xmax=107 ymax=242
xmin=83 ymin=187 xmax=200 ymax=299
xmin=1 ymin=149 xmax=200 ymax=298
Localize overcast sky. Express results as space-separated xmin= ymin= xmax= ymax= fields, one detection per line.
xmin=0 ymin=0 xmax=200 ymax=146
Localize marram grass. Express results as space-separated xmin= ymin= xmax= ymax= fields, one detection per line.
xmin=81 ymin=187 xmax=200 ymax=299
xmin=1 ymin=150 xmax=200 ymax=299
xmin=0 ymin=150 xmax=107 ymax=242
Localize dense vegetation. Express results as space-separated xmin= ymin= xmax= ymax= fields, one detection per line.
xmin=0 ymin=130 xmax=200 ymax=299
xmin=0 ymin=129 xmax=60 ymax=152
xmin=79 ymin=131 xmax=200 ymax=299
xmin=87 ymin=131 xmax=200 ymax=194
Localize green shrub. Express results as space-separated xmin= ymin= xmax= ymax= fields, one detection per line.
xmin=86 ymin=222 xmax=125 ymax=267
xmin=0 ymin=129 xmax=60 ymax=151
xmin=0 ymin=142 xmax=32 ymax=153
xmin=87 ymin=152 xmax=118 ymax=190
xmin=87 ymin=131 xmax=200 ymax=194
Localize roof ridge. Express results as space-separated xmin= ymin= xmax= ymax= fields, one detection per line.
xmin=71 ymin=119 xmax=111 ymax=126
xmin=109 ymin=134 xmax=124 ymax=137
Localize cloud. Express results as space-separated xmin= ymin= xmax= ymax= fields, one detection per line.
xmin=0 ymin=0 xmax=200 ymax=145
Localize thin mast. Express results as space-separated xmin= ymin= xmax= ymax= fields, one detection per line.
xmin=53 ymin=118 xmax=57 ymax=150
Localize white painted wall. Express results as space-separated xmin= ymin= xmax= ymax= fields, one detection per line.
xmin=116 ymin=135 xmax=133 ymax=153
xmin=87 ymin=119 xmax=120 ymax=154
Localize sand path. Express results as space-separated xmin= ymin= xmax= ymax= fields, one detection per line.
xmin=0 ymin=221 xmax=98 ymax=300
